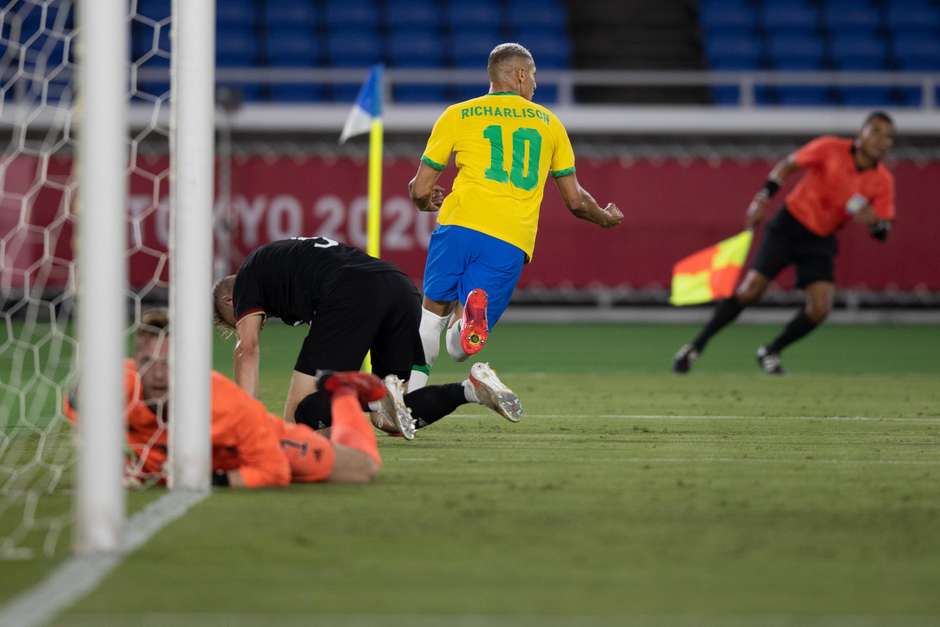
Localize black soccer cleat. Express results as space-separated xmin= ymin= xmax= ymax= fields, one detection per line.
xmin=756 ymin=346 xmax=786 ymax=375
xmin=672 ymin=344 xmax=700 ymax=374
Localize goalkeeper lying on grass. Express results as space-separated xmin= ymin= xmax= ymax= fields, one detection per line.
xmin=64 ymin=308 xmax=385 ymax=487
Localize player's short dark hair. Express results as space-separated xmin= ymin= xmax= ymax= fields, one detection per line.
xmin=487 ymin=43 xmax=534 ymax=78
xmin=864 ymin=110 xmax=894 ymax=127
xmin=137 ymin=308 xmax=169 ymax=344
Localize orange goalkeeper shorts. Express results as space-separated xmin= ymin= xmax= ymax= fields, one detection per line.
xmin=277 ymin=422 xmax=335 ymax=483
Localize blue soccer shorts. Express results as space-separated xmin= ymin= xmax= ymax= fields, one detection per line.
xmin=422 ymin=225 xmax=525 ymax=326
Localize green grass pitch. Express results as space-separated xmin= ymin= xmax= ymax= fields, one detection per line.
xmin=2 ymin=322 xmax=940 ymax=626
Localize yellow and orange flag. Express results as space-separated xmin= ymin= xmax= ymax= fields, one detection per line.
xmin=670 ymin=231 xmax=753 ymax=306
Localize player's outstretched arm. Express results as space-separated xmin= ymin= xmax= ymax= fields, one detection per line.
xmin=408 ymin=162 xmax=447 ymax=212
xmin=746 ymin=156 xmax=802 ymax=229
xmin=234 ymin=314 xmax=263 ymax=398
xmin=553 ymin=173 xmax=623 ymax=228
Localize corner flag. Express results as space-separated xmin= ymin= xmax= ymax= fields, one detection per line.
xmin=338 ymin=65 xmax=384 ymax=262
xmin=670 ymin=231 xmax=753 ymax=306
xmin=339 ymin=64 xmax=383 ymax=144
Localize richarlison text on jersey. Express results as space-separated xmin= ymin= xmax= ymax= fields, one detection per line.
xmin=460 ymin=105 xmax=552 ymax=125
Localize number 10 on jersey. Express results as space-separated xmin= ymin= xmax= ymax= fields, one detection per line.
xmin=483 ymin=125 xmax=542 ymax=191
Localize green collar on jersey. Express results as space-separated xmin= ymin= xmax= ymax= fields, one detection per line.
xmin=489 ymin=91 xmax=519 ymax=96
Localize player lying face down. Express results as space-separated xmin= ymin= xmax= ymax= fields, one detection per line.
xmin=65 ymin=308 xmax=385 ymax=487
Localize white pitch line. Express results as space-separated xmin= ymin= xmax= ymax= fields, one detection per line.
xmin=0 ymin=489 xmax=208 ymax=627
xmin=455 ymin=413 xmax=940 ymax=422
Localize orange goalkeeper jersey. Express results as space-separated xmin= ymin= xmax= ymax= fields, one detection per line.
xmin=64 ymin=360 xmax=291 ymax=488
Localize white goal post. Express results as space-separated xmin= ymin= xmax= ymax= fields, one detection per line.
xmin=0 ymin=0 xmax=214 ymax=560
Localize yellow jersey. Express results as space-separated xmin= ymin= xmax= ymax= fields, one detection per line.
xmin=420 ymin=92 xmax=576 ymax=260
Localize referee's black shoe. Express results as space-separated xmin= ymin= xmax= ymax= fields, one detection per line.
xmin=756 ymin=346 xmax=786 ymax=375
xmin=672 ymin=344 xmax=699 ymax=374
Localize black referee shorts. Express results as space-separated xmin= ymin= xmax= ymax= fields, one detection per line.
xmin=752 ymin=208 xmax=838 ymax=288
xmin=293 ymin=268 xmax=426 ymax=381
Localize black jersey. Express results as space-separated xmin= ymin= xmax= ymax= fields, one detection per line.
xmin=232 ymin=236 xmax=398 ymax=326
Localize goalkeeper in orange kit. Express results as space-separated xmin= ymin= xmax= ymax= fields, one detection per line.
xmin=64 ymin=309 xmax=384 ymax=487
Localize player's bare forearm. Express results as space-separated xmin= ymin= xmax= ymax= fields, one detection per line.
xmin=409 ymin=163 xmax=445 ymax=212
xmin=570 ymin=188 xmax=621 ymax=227
xmin=233 ymin=343 xmax=260 ymax=398
xmin=554 ymin=174 xmax=623 ymax=228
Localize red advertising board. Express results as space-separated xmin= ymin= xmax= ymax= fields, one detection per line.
xmin=3 ymin=154 xmax=938 ymax=292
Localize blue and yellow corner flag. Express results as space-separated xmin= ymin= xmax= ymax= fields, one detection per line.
xmin=339 ymin=64 xmax=383 ymax=144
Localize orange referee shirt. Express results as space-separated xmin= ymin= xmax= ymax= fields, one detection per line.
xmin=786 ymin=136 xmax=895 ymax=237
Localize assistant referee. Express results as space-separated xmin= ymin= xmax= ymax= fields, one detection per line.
xmin=673 ymin=111 xmax=897 ymax=375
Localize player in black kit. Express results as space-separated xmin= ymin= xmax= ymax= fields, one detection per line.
xmin=212 ymin=236 xmax=523 ymax=440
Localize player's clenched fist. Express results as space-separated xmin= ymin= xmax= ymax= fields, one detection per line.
xmin=600 ymin=203 xmax=624 ymax=228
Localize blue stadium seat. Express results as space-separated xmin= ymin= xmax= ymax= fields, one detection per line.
xmin=217 ymin=0 xmax=256 ymax=27
xmin=264 ymin=28 xmax=320 ymax=66
xmin=137 ymin=0 xmax=171 ymax=22
xmin=767 ymin=33 xmax=825 ymax=70
xmin=134 ymin=53 xmax=170 ymax=99
xmin=451 ymin=31 xmax=503 ymax=68
xmin=269 ymin=84 xmax=326 ymax=102
xmin=386 ymin=31 xmax=445 ymax=67
xmin=704 ymin=33 xmax=763 ymax=69
xmin=829 ymin=34 xmax=887 ymax=70
xmin=446 ymin=1 xmax=502 ymax=30
xmin=385 ymin=0 xmax=440 ymax=28
xmin=326 ymin=29 xmax=381 ymax=66
xmin=891 ymin=34 xmax=940 ymax=70
xmin=699 ymin=0 xmax=757 ymax=35
xmin=821 ymin=0 xmax=880 ymax=33
xmin=506 ymin=0 xmax=567 ymax=32
xmin=885 ymin=2 xmax=940 ymax=32
xmin=393 ymin=84 xmax=448 ymax=103
xmin=218 ymin=82 xmax=264 ymax=103
xmin=532 ymin=85 xmax=558 ymax=104
xmin=216 ymin=27 xmax=260 ymax=66
xmin=830 ymin=29 xmax=893 ymax=104
xmin=838 ymin=87 xmax=894 ymax=107
xmin=324 ymin=0 xmax=379 ymax=29
xmin=454 ymin=83 xmax=490 ymax=102
xmin=516 ymin=31 xmax=571 ymax=69
xmin=776 ymin=86 xmax=833 ymax=106
xmin=759 ymin=0 xmax=819 ymax=32
xmin=263 ymin=1 xmax=318 ymax=29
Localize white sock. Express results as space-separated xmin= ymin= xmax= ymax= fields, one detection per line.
xmin=446 ymin=318 xmax=469 ymax=362
xmin=409 ymin=308 xmax=449 ymax=392
xmin=462 ymin=379 xmax=478 ymax=403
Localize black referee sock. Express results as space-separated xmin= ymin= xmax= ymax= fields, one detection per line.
xmin=691 ymin=297 xmax=745 ymax=352
xmin=766 ymin=309 xmax=818 ymax=355
xmin=405 ymin=383 xmax=468 ymax=429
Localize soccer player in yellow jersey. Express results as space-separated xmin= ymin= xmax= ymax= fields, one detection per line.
xmin=407 ymin=43 xmax=623 ymax=389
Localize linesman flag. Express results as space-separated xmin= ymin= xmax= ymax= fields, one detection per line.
xmin=670 ymin=231 xmax=753 ymax=306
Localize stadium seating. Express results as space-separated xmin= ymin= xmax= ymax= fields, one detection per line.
xmin=699 ymin=0 xmax=940 ymax=107
xmin=123 ymin=0 xmax=576 ymax=104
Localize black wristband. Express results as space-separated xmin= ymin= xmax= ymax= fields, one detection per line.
xmin=211 ymin=470 xmax=231 ymax=487
xmin=762 ymin=179 xmax=781 ymax=198
xmin=869 ymin=220 xmax=891 ymax=242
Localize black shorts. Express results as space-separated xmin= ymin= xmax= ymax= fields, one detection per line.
xmin=293 ymin=269 xmax=426 ymax=381
xmin=752 ymin=208 xmax=838 ymax=288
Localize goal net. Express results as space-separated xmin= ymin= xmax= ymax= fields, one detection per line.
xmin=0 ymin=0 xmax=173 ymax=559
